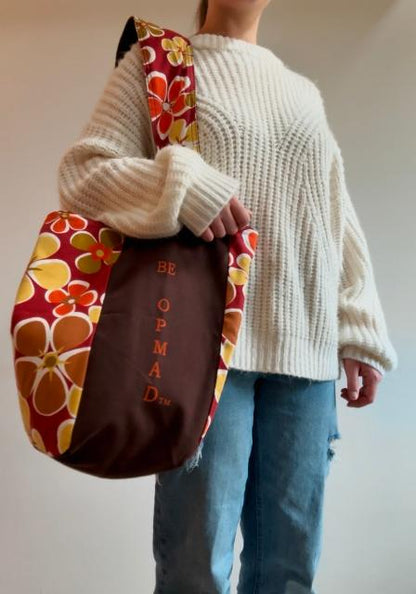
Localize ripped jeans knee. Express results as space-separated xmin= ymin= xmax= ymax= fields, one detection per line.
xmin=327 ymin=430 xmax=341 ymax=472
xmin=183 ymin=438 xmax=205 ymax=473
xmin=155 ymin=438 xmax=205 ymax=485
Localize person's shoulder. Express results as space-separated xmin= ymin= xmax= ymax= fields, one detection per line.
xmin=278 ymin=60 xmax=326 ymax=114
xmin=112 ymin=40 xmax=149 ymax=101
xmin=116 ymin=39 xmax=144 ymax=71
xmin=277 ymin=62 xmax=340 ymax=157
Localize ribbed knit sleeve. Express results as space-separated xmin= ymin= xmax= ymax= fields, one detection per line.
xmin=56 ymin=41 xmax=240 ymax=239
xmin=330 ymin=134 xmax=399 ymax=375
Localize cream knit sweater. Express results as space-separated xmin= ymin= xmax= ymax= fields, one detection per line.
xmin=56 ymin=31 xmax=398 ymax=380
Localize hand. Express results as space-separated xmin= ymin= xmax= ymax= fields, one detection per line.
xmin=340 ymin=358 xmax=383 ymax=408
xmin=199 ymin=196 xmax=252 ymax=242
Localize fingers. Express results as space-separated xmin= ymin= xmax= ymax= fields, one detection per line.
xmin=199 ymin=227 xmax=214 ymax=241
xmin=347 ymin=365 xmax=380 ymax=407
xmin=344 ymin=358 xmax=361 ymax=401
xmin=219 ymin=202 xmax=239 ymax=235
xmin=340 ymin=358 xmax=381 ymax=408
xmin=340 ymin=358 xmax=364 ymax=407
xmin=209 ymin=213 xmax=227 ymax=238
xmin=199 ymin=227 xmax=214 ymax=242
xmin=341 ymin=388 xmax=369 ymax=408
xmin=198 ymin=196 xmax=252 ymax=242
xmin=229 ymin=196 xmax=252 ymax=229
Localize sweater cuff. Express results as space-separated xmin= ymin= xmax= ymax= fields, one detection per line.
xmin=175 ymin=148 xmax=241 ymax=237
xmin=339 ymin=344 xmax=393 ymax=376
xmin=338 ymin=307 xmax=399 ymax=374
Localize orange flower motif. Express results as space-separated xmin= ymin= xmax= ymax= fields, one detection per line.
xmin=44 ymin=210 xmax=87 ymax=234
xmin=70 ymin=227 xmax=123 ymax=274
xmin=13 ymin=313 xmax=92 ymax=418
xmin=45 ymin=280 xmax=98 ymax=317
xmin=147 ymin=71 xmax=193 ymax=139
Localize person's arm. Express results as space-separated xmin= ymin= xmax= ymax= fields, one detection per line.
xmin=57 ymin=41 xmax=240 ymax=239
xmin=328 ymin=130 xmax=398 ymax=375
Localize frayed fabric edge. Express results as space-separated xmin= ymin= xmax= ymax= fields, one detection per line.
xmin=155 ymin=439 xmax=205 ymax=486
xmin=183 ymin=439 xmax=205 ymax=473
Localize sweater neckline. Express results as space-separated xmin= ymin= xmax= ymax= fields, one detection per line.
xmin=188 ymin=32 xmax=281 ymax=64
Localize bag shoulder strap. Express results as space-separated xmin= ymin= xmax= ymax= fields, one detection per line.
xmin=115 ymin=15 xmax=201 ymax=155
xmin=115 ymin=16 xmax=138 ymax=67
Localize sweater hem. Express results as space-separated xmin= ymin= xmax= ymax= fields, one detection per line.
xmin=229 ymin=332 xmax=342 ymax=381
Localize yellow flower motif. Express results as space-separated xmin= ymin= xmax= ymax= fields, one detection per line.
xmin=18 ymin=390 xmax=31 ymax=439
xmin=57 ymin=418 xmax=76 ymax=454
xmin=88 ymin=304 xmax=102 ymax=324
xmin=70 ymin=227 xmax=123 ymax=274
xmin=32 ymin=428 xmax=47 ymax=453
xmin=168 ymin=118 xmax=199 ymax=148
xmin=220 ymin=338 xmax=235 ymax=369
xmin=161 ymin=36 xmax=194 ymax=67
xmin=67 ymin=384 xmax=82 ymax=417
xmin=229 ymin=267 xmax=248 ymax=286
xmin=236 ymin=253 xmax=252 ymax=273
xmin=88 ymin=290 xmax=105 ymax=324
xmin=214 ymin=369 xmax=228 ymax=404
xmin=15 ymin=232 xmax=71 ymax=305
xmin=134 ymin=17 xmax=165 ymax=40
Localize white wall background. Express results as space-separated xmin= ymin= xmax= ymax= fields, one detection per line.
xmin=1 ymin=1 xmax=414 ymax=592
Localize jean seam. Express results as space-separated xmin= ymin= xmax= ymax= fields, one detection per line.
xmin=326 ymin=381 xmax=341 ymax=473
xmin=252 ymin=409 xmax=263 ymax=593
xmin=154 ymin=483 xmax=167 ymax=592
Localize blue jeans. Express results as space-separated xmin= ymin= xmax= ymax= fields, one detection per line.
xmin=152 ymin=368 xmax=341 ymax=594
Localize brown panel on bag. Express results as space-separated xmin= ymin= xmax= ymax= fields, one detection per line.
xmin=56 ymin=226 xmax=230 ymax=478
